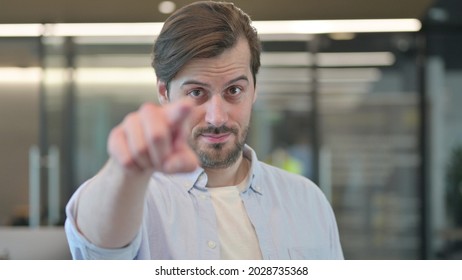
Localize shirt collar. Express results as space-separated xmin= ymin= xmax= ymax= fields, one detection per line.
xmin=243 ymin=145 xmax=263 ymax=195
xmin=162 ymin=145 xmax=263 ymax=195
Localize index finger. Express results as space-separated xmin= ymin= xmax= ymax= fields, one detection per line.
xmin=163 ymin=98 xmax=194 ymax=127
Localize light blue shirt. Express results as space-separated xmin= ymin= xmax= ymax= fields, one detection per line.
xmin=65 ymin=145 xmax=344 ymax=259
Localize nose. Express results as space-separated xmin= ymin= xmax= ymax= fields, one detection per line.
xmin=205 ymin=94 xmax=228 ymax=127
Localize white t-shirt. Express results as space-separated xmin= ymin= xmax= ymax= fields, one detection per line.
xmin=207 ymin=172 xmax=263 ymax=259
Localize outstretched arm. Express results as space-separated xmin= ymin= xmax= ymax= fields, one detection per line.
xmin=75 ymin=99 xmax=199 ymax=249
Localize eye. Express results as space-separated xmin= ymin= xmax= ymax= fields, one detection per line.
xmin=187 ymin=89 xmax=205 ymax=99
xmin=227 ymin=86 xmax=242 ymax=96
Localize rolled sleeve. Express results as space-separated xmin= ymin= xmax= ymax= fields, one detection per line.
xmin=64 ymin=183 xmax=142 ymax=260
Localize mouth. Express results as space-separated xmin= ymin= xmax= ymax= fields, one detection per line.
xmin=200 ymin=133 xmax=232 ymax=144
xmin=194 ymin=125 xmax=238 ymax=145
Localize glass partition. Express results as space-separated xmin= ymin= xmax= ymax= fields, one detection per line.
xmin=318 ymin=33 xmax=422 ymax=259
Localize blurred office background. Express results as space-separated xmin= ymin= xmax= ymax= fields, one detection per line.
xmin=0 ymin=0 xmax=461 ymax=259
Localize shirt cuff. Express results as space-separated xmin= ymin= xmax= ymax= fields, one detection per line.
xmin=64 ymin=183 xmax=142 ymax=260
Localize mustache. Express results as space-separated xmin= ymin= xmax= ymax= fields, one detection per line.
xmin=194 ymin=125 xmax=239 ymax=137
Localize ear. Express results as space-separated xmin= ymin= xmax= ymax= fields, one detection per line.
xmin=157 ymin=80 xmax=169 ymax=105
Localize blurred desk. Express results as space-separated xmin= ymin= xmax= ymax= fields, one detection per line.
xmin=0 ymin=226 xmax=71 ymax=260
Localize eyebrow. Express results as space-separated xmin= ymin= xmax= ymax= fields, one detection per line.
xmin=226 ymin=75 xmax=249 ymax=87
xmin=180 ymin=75 xmax=249 ymax=89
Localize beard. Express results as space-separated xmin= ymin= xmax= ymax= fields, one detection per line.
xmin=189 ymin=124 xmax=248 ymax=169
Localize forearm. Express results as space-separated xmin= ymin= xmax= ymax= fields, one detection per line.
xmin=75 ymin=159 xmax=152 ymax=249
xmin=73 ymin=100 xmax=197 ymax=249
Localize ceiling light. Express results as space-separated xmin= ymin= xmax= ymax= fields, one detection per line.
xmin=254 ymin=19 xmax=421 ymax=34
xmin=259 ymin=33 xmax=314 ymax=41
xmin=0 ymin=67 xmax=157 ymax=85
xmin=261 ymin=52 xmax=395 ymax=67
xmin=74 ymin=68 xmax=155 ymax=84
xmin=0 ymin=24 xmax=42 ymax=37
xmin=158 ymin=1 xmax=176 ymax=14
xmin=0 ymin=67 xmax=41 ymax=83
xmin=0 ymin=18 xmax=420 ymax=37
xmin=42 ymin=23 xmax=164 ymax=37
xmin=318 ymin=52 xmax=395 ymax=67
xmin=74 ymin=36 xmax=155 ymax=45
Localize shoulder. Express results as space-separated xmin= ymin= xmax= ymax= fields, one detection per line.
xmin=257 ymin=160 xmax=315 ymax=186
xmin=255 ymin=161 xmax=338 ymax=225
xmin=255 ymin=160 xmax=325 ymax=198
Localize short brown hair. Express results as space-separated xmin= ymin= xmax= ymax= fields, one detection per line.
xmin=152 ymin=1 xmax=261 ymax=89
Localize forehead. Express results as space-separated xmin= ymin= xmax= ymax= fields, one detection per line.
xmin=173 ymin=38 xmax=252 ymax=84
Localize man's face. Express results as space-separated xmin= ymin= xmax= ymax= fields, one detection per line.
xmin=165 ymin=38 xmax=257 ymax=169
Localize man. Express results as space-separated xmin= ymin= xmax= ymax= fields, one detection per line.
xmin=65 ymin=1 xmax=343 ymax=260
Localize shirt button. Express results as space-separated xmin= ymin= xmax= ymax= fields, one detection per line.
xmin=207 ymin=240 xmax=217 ymax=249
xmin=199 ymin=194 xmax=207 ymax=200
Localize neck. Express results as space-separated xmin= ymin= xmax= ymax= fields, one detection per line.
xmin=205 ymin=153 xmax=249 ymax=188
